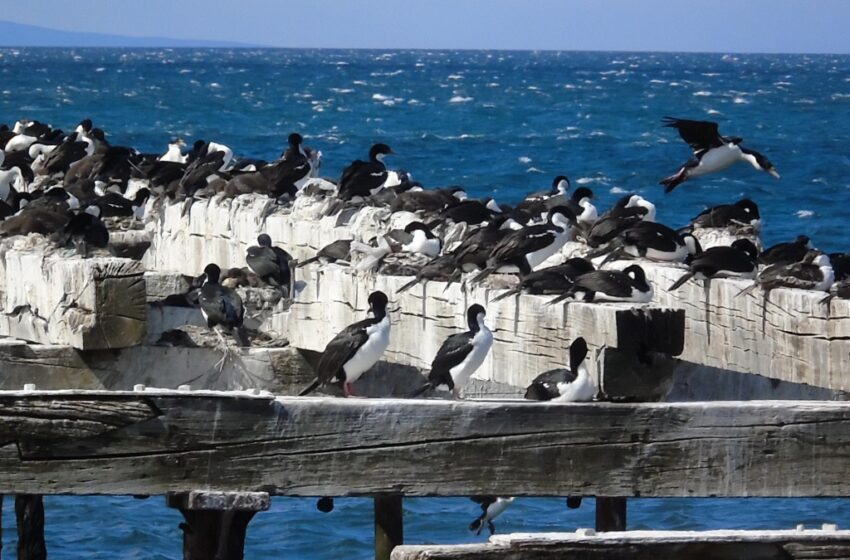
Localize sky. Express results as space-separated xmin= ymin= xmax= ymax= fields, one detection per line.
xmin=3 ymin=0 xmax=850 ymax=53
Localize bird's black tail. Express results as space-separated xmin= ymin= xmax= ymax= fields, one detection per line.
xmin=471 ymin=266 xmax=495 ymax=285
xmin=660 ymin=168 xmax=687 ymax=193
xmin=546 ymin=291 xmax=576 ymax=306
xmin=299 ymin=378 xmax=321 ymax=396
xmin=490 ymin=287 xmax=519 ymax=302
xmin=668 ymin=271 xmax=695 ymax=291
xmin=443 ymin=269 xmax=462 ymax=291
xmin=468 ymin=516 xmax=485 ymax=535
xmin=232 ymin=326 xmax=250 ymax=347
xmin=408 ymin=382 xmax=433 ymax=398
xmin=297 ymin=256 xmax=319 ymax=268
xmin=397 ymin=277 xmax=420 ymax=294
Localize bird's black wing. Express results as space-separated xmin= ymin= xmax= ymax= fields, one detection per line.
xmin=316 ymin=319 xmax=373 ymax=384
xmin=428 ymin=332 xmax=474 ymax=387
xmin=574 ymin=271 xmax=633 ymax=297
xmin=693 ymin=247 xmax=754 ymax=274
xmin=662 ymin=117 xmax=724 ymax=151
xmin=622 ymin=222 xmax=680 ymax=253
xmin=246 ymin=247 xmax=282 ymax=282
xmin=524 ymin=368 xmax=576 ymax=400
xmin=490 ymin=225 xmax=555 ymax=262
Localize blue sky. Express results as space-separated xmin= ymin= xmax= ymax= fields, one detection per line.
xmin=4 ymin=0 xmax=850 ymax=53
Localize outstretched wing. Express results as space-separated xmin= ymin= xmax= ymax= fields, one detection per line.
xmin=662 ymin=117 xmax=724 ymax=151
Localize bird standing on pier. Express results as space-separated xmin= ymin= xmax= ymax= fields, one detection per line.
xmin=469 ymin=496 xmax=515 ymax=536
xmin=411 ymin=304 xmax=493 ymax=398
xmin=198 ymin=263 xmax=249 ymax=369
xmin=299 ymin=291 xmax=391 ymax=397
xmin=337 ymin=143 xmax=393 ymax=200
xmin=660 ymin=117 xmax=779 ymax=193
xmin=246 ymin=234 xmax=293 ymax=296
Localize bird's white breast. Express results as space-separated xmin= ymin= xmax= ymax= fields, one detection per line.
xmin=690 ymin=144 xmax=742 ymax=177
xmin=449 ymin=324 xmax=493 ymax=390
xmin=343 ymin=315 xmax=391 ymax=383
xmin=554 ymin=365 xmax=596 ymax=402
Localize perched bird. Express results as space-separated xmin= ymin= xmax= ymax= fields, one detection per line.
xmin=589 ymin=222 xmax=700 ymax=265
xmin=159 ymin=138 xmax=188 ymax=163
xmin=299 ymin=291 xmax=391 ymax=397
xmin=297 ymin=239 xmax=353 ymax=267
xmin=660 ymin=117 xmax=779 ymax=192
xmin=473 ymin=206 xmax=577 ymax=282
xmin=759 ymin=235 xmax=812 ymax=266
xmin=469 ymin=497 xmax=515 ymax=536
xmin=411 ymin=304 xmax=493 ymax=398
xmin=63 ymin=205 xmax=109 ymax=256
xmin=549 ymin=264 xmax=653 ymax=304
xmin=754 ymin=251 xmax=834 ymax=293
xmin=246 ymin=234 xmax=293 ymax=295
xmin=491 ymin=258 xmax=594 ymax=302
xmin=337 ymin=143 xmax=393 ymax=200
xmin=829 ymin=253 xmax=850 ymax=282
xmin=397 ymin=254 xmax=459 ymax=293
xmin=198 ymin=263 xmax=249 ymax=363
xmin=691 ymin=198 xmax=761 ymax=230
xmin=390 ymin=221 xmax=442 ymax=257
xmin=524 ymin=337 xmax=595 ymax=402
xmin=669 ymin=239 xmax=759 ymax=290
xmin=821 ymin=280 xmax=850 ymax=306
xmin=583 ymin=194 xmax=654 ymax=248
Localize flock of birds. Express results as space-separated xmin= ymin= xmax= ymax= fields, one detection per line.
xmin=0 ymin=115 xmax=847 ymax=534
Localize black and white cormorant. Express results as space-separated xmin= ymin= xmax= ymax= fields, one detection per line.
xmin=691 ymin=198 xmax=761 ymax=230
xmin=549 ymin=264 xmax=653 ymax=305
xmin=198 ymin=263 xmax=249 ymax=353
xmin=829 ymin=253 xmax=850 ymax=282
xmin=583 ymin=194 xmax=654 ymax=248
xmin=63 ymin=204 xmax=109 ymax=256
xmin=524 ymin=337 xmax=595 ymax=402
xmin=759 ymin=235 xmax=812 ymax=266
xmin=491 ymin=258 xmax=594 ymax=302
xmin=397 ymin=254 xmax=458 ymax=293
xmin=411 ymin=304 xmax=493 ymax=398
xmin=299 ymin=291 xmax=391 ymax=397
xmin=468 ymin=496 xmax=515 ymax=536
xmin=473 ymin=206 xmax=577 ymax=282
xmin=660 ymin=117 xmax=779 ymax=193
xmin=246 ymin=234 xmax=293 ymax=295
xmin=589 ymin=221 xmax=700 ymax=265
xmin=337 ymin=143 xmax=393 ymax=200
xmin=668 ymin=239 xmax=759 ymax=290
xmin=297 ymin=239 xmax=353 ymax=268
xmin=754 ymin=251 xmax=834 ymax=293
xmin=398 ymin=221 xmax=441 ymax=257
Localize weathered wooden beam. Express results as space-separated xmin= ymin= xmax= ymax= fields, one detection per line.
xmin=166 ymin=491 xmax=269 ymax=560
xmin=2 ymin=392 xmax=850 ymax=497
xmin=391 ymin=529 xmax=850 ymax=560
xmin=0 ymin=244 xmax=145 ymax=349
xmin=15 ymin=495 xmax=46 ymax=560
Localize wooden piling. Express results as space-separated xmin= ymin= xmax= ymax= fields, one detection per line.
xmin=595 ymin=497 xmax=627 ymax=532
xmin=375 ymin=495 xmax=404 ymax=560
xmin=166 ymin=491 xmax=270 ymax=560
xmin=15 ymin=495 xmax=47 ymax=560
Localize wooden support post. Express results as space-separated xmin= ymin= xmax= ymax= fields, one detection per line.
xmin=374 ymin=495 xmax=404 ymax=560
xmin=595 ymin=497 xmax=626 ymax=532
xmin=15 ymin=494 xmax=47 ymax=560
xmin=166 ymin=491 xmax=270 ymax=560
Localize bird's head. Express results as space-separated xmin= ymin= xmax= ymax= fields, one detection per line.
xmin=368 ymin=290 xmax=389 ymax=316
xmin=552 ymin=175 xmax=570 ymax=194
xmin=369 ymin=143 xmax=394 ymax=163
xmin=568 ymin=337 xmax=588 ymax=373
xmin=466 ymin=303 xmax=487 ymax=331
xmin=257 ymin=233 xmax=273 ymax=247
xmin=202 ymin=263 xmax=221 ymax=284
xmin=731 ymin=238 xmax=760 ymax=261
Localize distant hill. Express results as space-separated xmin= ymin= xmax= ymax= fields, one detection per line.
xmin=0 ymin=20 xmax=262 ymax=48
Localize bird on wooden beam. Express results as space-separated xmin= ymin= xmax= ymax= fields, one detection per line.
xmin=299 ymin=291 xmax=391 ymax=397
xmin=198 ymin=263 xmax=249 ymax=370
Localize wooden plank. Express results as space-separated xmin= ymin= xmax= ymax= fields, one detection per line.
xmin=392 ymin=529 xmax=850 ymax=559
xmin=0 ymin=245 xmax=146 ymax=349
xmin=1 ymin=393 xmax=850 ymax=497
xmin=0 ymin=339 xmax=315 ymax=394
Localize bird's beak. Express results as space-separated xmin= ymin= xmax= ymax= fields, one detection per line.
xmin=768 ymin=169 xmax=780 ymax=179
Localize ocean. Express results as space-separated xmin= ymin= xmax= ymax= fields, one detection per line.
xmin=1 ymin=48 xmax=849 ymax=558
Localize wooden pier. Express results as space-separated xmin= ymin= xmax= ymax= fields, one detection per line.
xmin=1 ymin=391 xmax=850 ymax=558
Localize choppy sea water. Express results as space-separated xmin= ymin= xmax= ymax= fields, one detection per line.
xmin=1 ymin=48 xmax=849 ymax=558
